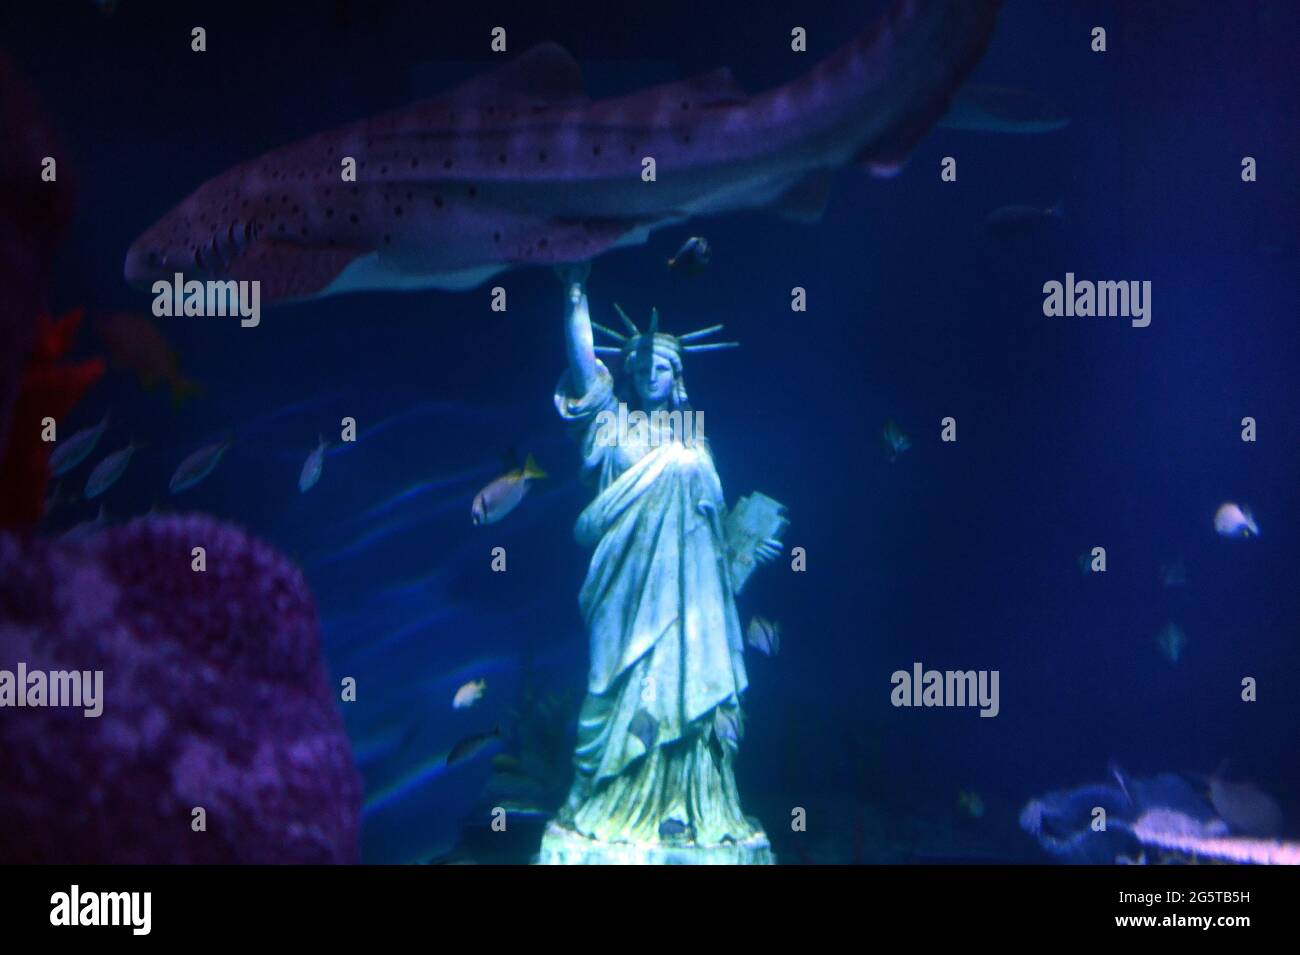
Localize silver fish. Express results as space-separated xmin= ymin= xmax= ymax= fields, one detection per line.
xmin=667 ymin=236 xmax=710 ymax=271
xmin=299 ymin=435 xmax=329 ymax=493
xmin=84 ymin=441 xmax=140 ymax=500
xmin=1214 ymin=502 xmax=1258 ymax=538
xmin=658 ymin=818 xmax=691 ymax=840
xmin=169 ymin=438 xmax=233 ymax=494
xmin=1207 ymin=769 xmax=1283 ymax=837
xmin=713 ymin=706 xmax=742 ymax=748
xmin=61 ymin=504 xmax=108 ymax=541
xmin=1155 ymin=622 xmax=1186 ymax=664
xmin=446 ymin=726 xmax=502 ymax=767
xmin=984 ymin=203 xmax=1062 ymax=241
xmin=939 ymin=84 xmax=1069 ymax=134
xmin=49 ymin=411 xmax=111 ymax=477
xmin=746 ymin=616 xmax=781 ymax=656
xmin=471 ymin=453 xmax=546 ymax=525
xmin=881 ymin=419 xmax=911 ymax=463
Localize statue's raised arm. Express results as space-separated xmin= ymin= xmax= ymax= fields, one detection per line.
xmin=557 ymin=263 xmax=599 ymax=398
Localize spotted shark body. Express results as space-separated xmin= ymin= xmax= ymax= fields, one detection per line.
xmin=124 ymin=0 xmax=1001 ymax=305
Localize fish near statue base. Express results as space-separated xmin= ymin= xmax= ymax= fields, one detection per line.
xmin=535 ymin=820 xmax=775 ymax=865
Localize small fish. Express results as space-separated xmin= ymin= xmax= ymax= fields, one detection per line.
xmin=1155 ymin=622 xmax=1187 ymax=664
xmin=299 ymin=435 xmax=329 ymax=493
xmin=957 ymin=791 xmax=986 ymax=819
xmin=490 ymin=753 xmax=522 ymax=773
xmin=48 ymin=411 xmax=111 ymax=477
xmin=658 ymin=818 xmax=691 ymax=840
xmin=667 ymin=236 xmax=710 ymax=272
xmin=94 ymin=311 xmax=201 ymax=407
xmin=1214 ymin=502 xmax=1258 ymax=538
xmin=939 ymin=84 xmax=1070 ymax=134
xmin=628 ymin=709 xmax=657 ymax=751
xmin=984 ymin=203 xmax=1062 ymax=242
xmin=471 ymin=453 xmax=546 ymax=525
xmin=1206 ymin=765 xmax=1283 ymax=837
xmin=453 ymin=678 xmax=487 ymax=710
xmin=881 ymin=419 xmax=911 ymax=463
xmin=446 ymin=726 xmax=502 ymax=767
xmin=1159 ymin=559 xmax=1186 ymax=587
xmin=169 ymin=437 xmax=233 ymax=494
xmin=42 ymin=481 xmax=78 ymax=520
xmin=84 ymin=441 xmax=140 ymax=499
xmin=61 ymin=504 xmax=108 ymax=541
xmin=713 ymin=707 xmax=742 ymax=748
xmin=746 ymin=616 xmax=781 ymax=656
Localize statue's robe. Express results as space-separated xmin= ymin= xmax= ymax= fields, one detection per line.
xmin=553 ymin=361 xmax=756 ymax=844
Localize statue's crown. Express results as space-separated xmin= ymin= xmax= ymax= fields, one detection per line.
xmin=592 ymin=304 xmax=739 ymax=362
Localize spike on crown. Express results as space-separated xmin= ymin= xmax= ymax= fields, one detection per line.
xmin=590 ymin=303 xmax=740 ymax=360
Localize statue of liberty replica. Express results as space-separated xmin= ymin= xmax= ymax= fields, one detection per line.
xmin=538 ymin=267 xmax=787 ymax=865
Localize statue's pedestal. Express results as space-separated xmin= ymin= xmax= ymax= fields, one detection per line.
xmin=535 ymin=820 xmax=775 ymax=865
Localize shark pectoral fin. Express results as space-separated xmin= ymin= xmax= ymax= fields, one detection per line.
xmin=237 ymin=240 xmax=369 ymax=304
xmin=766 ymin=169 xmax=836 ymax=223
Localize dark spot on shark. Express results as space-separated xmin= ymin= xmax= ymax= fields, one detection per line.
xmin=681 ymin=100 xmax=689 ymax=110
xmin=394 ymin=206 xmax=403 ymax=217
xmin=384 ymin=234 xmax=391 ymax=244
xmin=325 ymin=208 xmax=333 ymax=218
xmin=537 ymin=238 xmax=547 ymax=249
xmin=498 ymin=153 xmax=507 ymax=164
xmin=350 ymin=214 xmax=359 ymax=224
xmin=493 ymin=231 xmax=500 ymax=242
xmin=351 ymin=186 xmax=359 ymax=196
xmin=380 ymin=165 xmax=388 ymax=175
xmin=538 ymin=150 xmax=547 ymax=162
xmin=324 ymin=188 xmax=332 ymax=196
xmin=405 ymin=192 xmax=412 ymax=201
xmin=443 ymin=158 xmax=453 ymax=170
xmin=434 ymin=196 xmax=443 ymax=209
xmin=468 ymin=186 xmax=477 ymax=198
xmin=410 ymin=158 xmax=418 ymax=168
xmin=486 ymin=105 xmax=495 ymax=116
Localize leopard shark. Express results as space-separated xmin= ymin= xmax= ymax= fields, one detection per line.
xmin=124 ymin=0 xmax=1001 ymax=305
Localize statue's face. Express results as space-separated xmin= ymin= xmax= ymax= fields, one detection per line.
xmin=632 ymin=353 xmax=675 ymax=404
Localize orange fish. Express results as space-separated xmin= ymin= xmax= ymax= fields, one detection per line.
xmin=94 ymin=310 xmax=201 ymax=407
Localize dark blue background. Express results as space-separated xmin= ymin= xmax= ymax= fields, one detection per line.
xmin=5 ymin=0 xmax=1297 ymax=862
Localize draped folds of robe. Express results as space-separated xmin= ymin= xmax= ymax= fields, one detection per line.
xmin=552 ymin=360 xmax=758 ymax=845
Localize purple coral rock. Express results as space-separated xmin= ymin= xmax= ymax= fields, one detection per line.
xmin=0 ymin=516 xmax=361 ymax=863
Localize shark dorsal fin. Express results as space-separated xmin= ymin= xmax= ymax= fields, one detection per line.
xmin=449 ymin=42 xmax=587 ymax=108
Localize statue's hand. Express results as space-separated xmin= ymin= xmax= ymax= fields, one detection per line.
xmin=554 ymin=261 xmax=592 ymax=297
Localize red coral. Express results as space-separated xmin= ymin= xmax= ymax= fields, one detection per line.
xmin=0 ymin=307 xmax=104 ymax=528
